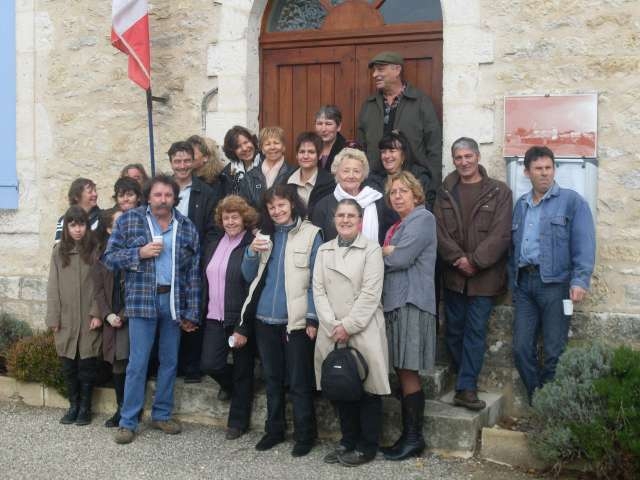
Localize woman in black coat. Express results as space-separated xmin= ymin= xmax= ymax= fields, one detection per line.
xmin=315 ymin=105 xmax=346 ymax=173
xmin=286 ymin=131 xmax=335 ymax=214
xmin=366 ymin=130 xmax=435 ymax=211
xmin=200 ymin=195 xmax=258 ymax=440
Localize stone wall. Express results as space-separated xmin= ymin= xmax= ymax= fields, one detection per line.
xmin=2 ymin=0 xmax=220 ymax=328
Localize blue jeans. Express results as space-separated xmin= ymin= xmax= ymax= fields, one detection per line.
xmin=512 ymin=269 xmax=570 ymax=401
xmin=119 ymin=292 xmax=181 ymax=430
xmin=444 ymin=289 xmax=494 ymax=391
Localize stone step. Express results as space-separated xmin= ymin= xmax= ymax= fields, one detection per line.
xmin=144 ymin=374 xmax=503 ymax=457
xmin=388 ymin=364 xmax=452 ymax=400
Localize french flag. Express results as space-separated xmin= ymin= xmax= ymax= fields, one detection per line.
xmin=111 ymin=0 xmax=151 ymax=90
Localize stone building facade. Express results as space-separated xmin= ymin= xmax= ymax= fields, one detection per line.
xmin=2 ymin=0 xmax=639 ymax=413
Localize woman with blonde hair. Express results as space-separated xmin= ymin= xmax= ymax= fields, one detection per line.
xmin=187 ymin=135 xmax=226 ymax=186
xmin=239 ymin=126 xmax=294 ymax=208
xmin=380 ymin=171 xmax=437 ymax=461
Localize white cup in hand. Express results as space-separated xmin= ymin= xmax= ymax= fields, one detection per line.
xmin=562 ymin=299 xmax=573 ymax=316
xmin=152 ymin=235 xmax=163 ymax=245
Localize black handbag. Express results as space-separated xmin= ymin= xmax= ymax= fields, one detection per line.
xmin=321 ymin=342 xmax=369 ymax=402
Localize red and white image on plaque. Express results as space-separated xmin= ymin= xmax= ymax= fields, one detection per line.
xmin=503 ymin=93 xmax=597 ymax=158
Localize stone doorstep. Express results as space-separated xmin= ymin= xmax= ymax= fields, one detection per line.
xmin=0 ymin=374 xmax=504 ymax=457
xmin=480 ymin=427 xmax=549 ymax=470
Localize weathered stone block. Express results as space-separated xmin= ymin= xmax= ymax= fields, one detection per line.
xmin=0 ymin=276 xmax=21 ymax=300
xmin=20 ymin=277 xmax=47 ymax=302
xmin=0 ymin=376 xmax=18 ymax=401
xmin=481 ymin=427 xmax=548 ymax=470
xmin=44 ymin=386 xmax=67 ymax=409
xmin=15 ymin=380 xmax=44 ymax=407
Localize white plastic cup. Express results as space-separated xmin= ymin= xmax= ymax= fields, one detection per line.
xmin=256 ymin=232 xmax=270 ymax=243
xmin=228 ymin=335 xmax=235 ymax=348
xmin=562 ymin=299 xmax=573 ymax=316
xmin=152 ymin=235 xmax=163 ymax=245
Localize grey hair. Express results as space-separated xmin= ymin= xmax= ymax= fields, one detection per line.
xmin=451 ymin=137 xmax=480 ymax=157
xmin=331 ymin=147 xmax=370 ymax=179
xmin=314 ymin=105 xmax=342 ymax=125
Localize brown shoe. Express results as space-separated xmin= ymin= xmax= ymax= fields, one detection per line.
xmin=453 ymin=390 xmax=486 ymax=411
xmin=114 ymin=427 xmax=135 ymax=444
xmin=151 ymin=418 xmax=182 ymax=435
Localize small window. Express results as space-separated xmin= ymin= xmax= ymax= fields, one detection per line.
xmin=267 ymin=0 xmax=442 ymax=33
xmin=378 ymin=0 xmax=442 ymax=24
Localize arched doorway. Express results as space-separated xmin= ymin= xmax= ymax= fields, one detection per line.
xmin=259 ymin=0 xmax=443 ymax=169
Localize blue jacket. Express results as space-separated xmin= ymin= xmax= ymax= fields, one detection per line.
xmin=103 ymin=206 xmax=201 ymax=323
xmin=509 ymin=183 xmax=595 ymax=290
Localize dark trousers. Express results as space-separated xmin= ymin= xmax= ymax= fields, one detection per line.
xmin=200 ymin=320 xmax=255 ymax=431
xmin=512 ymin=269 xmax=570 ymax=400
xmin=254 ymin=321 xmax=317 ymax=442
xmin=334 ymin=393 xmax=382 ymax=457
xmin=61 ymin=355 xmax=98 ymax=384
xmin=178 ymin=327 xmax=204 ymax=377
xmin=444 ymin=288 xmax=494 ymax=391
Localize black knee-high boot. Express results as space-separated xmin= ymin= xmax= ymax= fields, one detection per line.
xmin=60 ymin=375 xmax=80 ymax=425
xmin=380 ymin=397 xmax=408 ymax=455
xmin=384 ymin=390 xmax=425 ymax=461
xmin=75 ymin=357 xmax=97 ymax=426
xmin=105 ymin=373 xmax=125 ymax=428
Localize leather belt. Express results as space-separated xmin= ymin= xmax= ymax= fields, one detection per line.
xmin=519 ymin=264 xmax=539 ymax=275
xmin=156 ymin=285 xmax=171 ymax=294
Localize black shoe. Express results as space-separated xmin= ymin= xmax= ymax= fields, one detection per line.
xmin=292 ymin=441 xmax=313 ymax=457
xmin=75 ymin=382 xmax=93 ymax=426
xmin=338 ymin=450 xmax=375 ymax=467
xmin=217 ymin=387 xmax=231 ymax=401
xmin=323 ymin=445 xmax=351 ymax=464
xmin=60 ymin=404 xmax=79 ymax=425
xmin=453 ymin=390 xmax=486 ymax=411
xmin=225 ymin=427 xmax=245 ymax=440
xmin=184 ymin=373 xmax=202 ymax=384
xmin=384 ymin=391 xmax=425 ymax=461
xmin=104 ymin=409 xmax=121 ymax=428
xmin=255 ymin=433 xmax=285 ymax=451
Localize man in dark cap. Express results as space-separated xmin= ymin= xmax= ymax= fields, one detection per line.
xmin=357 ymin=51 xmax=443 ymax=189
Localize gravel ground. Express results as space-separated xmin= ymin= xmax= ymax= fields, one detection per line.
xmin=0 ymin=401 xmax=548 ymax=480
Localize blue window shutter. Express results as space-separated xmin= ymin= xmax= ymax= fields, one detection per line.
xmin=0 ymin=0 xmax=18 ymax=209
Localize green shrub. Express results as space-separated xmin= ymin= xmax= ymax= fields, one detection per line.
xmin=0 ymin=312 xmax=33 ymax=371
xmin=6 ymin=331 xmax=66 ymax=397
xmin=530 ymin=343 xmax=640 ymax=478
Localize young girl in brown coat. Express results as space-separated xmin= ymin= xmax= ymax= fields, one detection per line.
xmin=90 ymin=207 xmax=127 ymax=427
xmin=46 ymin=206 xmax=102 ymax=425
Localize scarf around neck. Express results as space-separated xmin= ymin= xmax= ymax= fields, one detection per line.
xmin=333 ymin=184 xmax=382 ymax=242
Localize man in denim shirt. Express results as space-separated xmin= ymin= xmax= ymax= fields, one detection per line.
xmin=509 ymin=146 xmax=595 ymax=402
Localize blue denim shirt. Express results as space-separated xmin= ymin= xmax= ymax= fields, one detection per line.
xmin=509 ymin=183 xmax=595 ymax=289
xmin=146 ymin=206 xmax=175 ymax=286
xmin=518 ymin=187 xmax=554 ymax=266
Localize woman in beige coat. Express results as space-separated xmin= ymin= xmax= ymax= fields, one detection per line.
xmin=46 ymin=206 xmax=102 ymax=426
xmin=313 ymin=199 xmax=390 ymax=467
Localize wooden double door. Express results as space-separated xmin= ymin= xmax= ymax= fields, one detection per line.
xmin=260 ymin=1 xmax=443 ymax=164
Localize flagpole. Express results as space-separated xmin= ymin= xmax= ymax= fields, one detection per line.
xmin=146 ymin=87 xmax=156 ymax=176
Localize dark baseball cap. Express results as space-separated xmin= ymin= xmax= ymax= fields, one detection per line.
xmin=368 ymin=51 xmax=404 ymax=68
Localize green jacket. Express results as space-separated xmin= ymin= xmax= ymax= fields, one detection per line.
xmin=357 ymin=82 xmax=443 ymax=189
